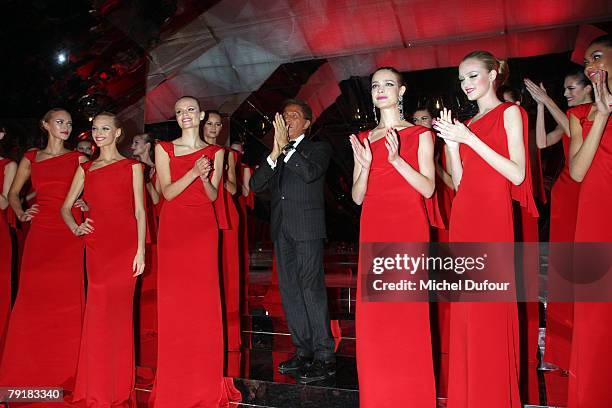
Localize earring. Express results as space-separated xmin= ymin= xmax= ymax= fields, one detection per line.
xmin=397 ymin=95 xmax=404 ymax=121
xmin=373 ymin=106 xmax=378 ymax=123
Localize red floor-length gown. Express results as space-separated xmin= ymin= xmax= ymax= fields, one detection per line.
xmin=0 ymin=150 xmax=84 ymax=391
xmin=137 ymin=167 xmax=160 ymax=371
xmin=356 ymin=126 xmax=441 ymax=407
xmin=150 ymin=141 xmax=226 ymax=407
xmin=431 ymin=144 xmax=454 ymax=400
xmin=517 ymin=133 xmax=544 ymax=405
xmin=0 ymin=158 xmax=15 ymax=358
xmin=237 ymin=161 xmax=253 ymax=315
xmin=447 ymin=103 xmax=538 ymax=408
xmin=545 ymin=128 xmax=580 ymax=405
xmin=218 ymin=148 xmax=241 ymax=355
xmin=71 ymin=159 xmax=140 ymax=407
xmin=567 ymin=103 xmax=612 ymax=408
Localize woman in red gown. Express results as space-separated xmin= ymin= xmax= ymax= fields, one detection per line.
xmin=412 ymin=106 xmax=454 ymax=400
xmin=131 ymin=133 xmax=161 ymax=370
xmin=350 ymin=67 xmax=439 ymax=407
xmin=434 ymin=51 xmax=538 ymax=408
xmin=0 ymin=109 xmax=86 ymax=390
xmin=0 ymin=129 xmax=17 ymax=358
xmin=203 ymin=110 xmax=242 ymax=356
xmin=231 ymin=142 xmax=253 ymax=315
xmin=61 ymin=112 xmax=146 ymax=407
xmin=567 ymin=35 xmax=612 ymax=408
xmin=524 ymin=68 xmax=593 ymax=405
xmin=150 ymin=96 xmax=227 ymax=407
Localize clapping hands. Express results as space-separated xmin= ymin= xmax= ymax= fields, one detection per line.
xmin=433 ymin=108 xmax=474 ymax=149
xmin=592 ymin=69 xmax=612 ymax=116
xmin=524 ymin=79 xmax=549 ymax=105
xmin=349 ymin=134 xmax=372 ymax=170
xmin=271 ymin=113 xmax=289 ymax=161
xmin=192 ymin=155 xmax=213 ymax=180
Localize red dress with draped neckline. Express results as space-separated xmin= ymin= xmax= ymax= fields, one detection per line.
xmin=149 ymin=141 xmax=231 ymax=407
xmin=0 ymin=150 xmax=85 ymax=391
xmin=356 ymin=125 xmax=441 ymax=408
xmin=567 ymin=103 xmax=612 ymax=408
xmin=0 ymin=158 xmax=15 ymax=358
xmin=447 ymin=103 xmax=537 ymax=408
xmin=71 ymin=159 xmax=141 ymax=407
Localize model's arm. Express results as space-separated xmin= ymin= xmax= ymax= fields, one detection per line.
xmin=200 ymin=149 xmax=224 ymax=201
xmin=224 ymin=151 xmax=238 ymax=195
xmin=0 ymin=161 xmax=17 ymax=210
xmin=569 ymin=74 xmax=612 ymax=182
xmin=61 ymin=167 xmax=93 ymax=235
xmin=534 ymin=103 xmax=565 ymax=148
xmin=435 ymin=106 xmax=526 ymax=186
xmin=386 ymin=130 xmax=435 ymax=198
xmin=8 ymin=155 xmax=39 ymax=221
xmin=349 ymin=134 xmax=372 ymax=205
xmin=155 ymin=144 xmax=201 ymax=201
xmin=132 ymin=164 xmax=146 ymax=276
xmin=242 ymin=166 xmax=252 ymax=197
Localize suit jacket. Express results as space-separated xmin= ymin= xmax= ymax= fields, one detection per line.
xmin=250 ymin=138 xmax=332 ymax=242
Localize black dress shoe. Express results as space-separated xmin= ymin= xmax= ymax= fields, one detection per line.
xmin=278 ymin=354 xmax=312 ymax=374
xmin=298 ymin=359 xmax=336 ymax=383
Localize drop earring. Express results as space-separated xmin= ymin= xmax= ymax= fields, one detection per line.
xmin=397 ymin=95 xmax=404 ymax=121
xmin=373 ymin=106 xmax=378 ymax=123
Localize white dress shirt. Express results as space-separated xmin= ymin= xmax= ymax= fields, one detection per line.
xmin=267 ymin=134 xmax=305 ymax=169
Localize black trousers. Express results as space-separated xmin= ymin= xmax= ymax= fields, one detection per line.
xmin=274 ymin=227 xmax=335 ymax=362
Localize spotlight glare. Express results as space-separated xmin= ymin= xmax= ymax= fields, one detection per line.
xmin=57 ymin=52 xmax=67 ymax=64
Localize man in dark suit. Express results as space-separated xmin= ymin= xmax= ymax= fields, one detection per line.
xmin=250 ymin=99 xmax=335 ymax=383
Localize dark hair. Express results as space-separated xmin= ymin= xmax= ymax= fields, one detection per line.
xmin=589 ymin=34 xmax=612 ymax=49
xmin=462 ymin=50 xmax=509 ymax=89
xmin=133 ymin=133 xmax=155 ymax=163
xmin=282 ymin=98 xmax=313 ymax=122
xmin=565 ymin=65 xmax=590 ymax=87
xmin=40 ymin=108 xmax=70 ymax=132
xmin=203 ymin=109 xmax=222 ymax=123
xmin=93 ymin=111 xmax=124 ymax=143
xmin=497 ymin=85 xmax=522 ymax=104
xmin=0 ymin=125 xmax=9 ymax=157
xmin=371 ymin=66 xmax=405 ymax=87
xmin=176 ymin=95 xmax=201 ymax=110
xmin=411 ymin=106 xmax=433 ymax=117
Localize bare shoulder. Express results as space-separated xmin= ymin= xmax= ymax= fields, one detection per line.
xmin=503 ymin=104 xmax=522 ymax=119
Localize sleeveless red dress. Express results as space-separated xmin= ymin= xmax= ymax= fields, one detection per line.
xmin=567 ymin=104 xmax=612 ymax=408
xmin=71 ymin=159 xmax=140 ymax=407
xmin=137 ymin=166 xmax=160 ymax=370
xmin=219 ymin=149 xmax=241 ymax=358
xmin=237 ymin=161 xmax=253 ymax=314
xmin=356 ymin=126 xmax=441 ymax=408
xmin=447 ymin=103 xmax=537 ymax=408
xmin=545 ymin=127 xmax=581 ymax=405
xmin=516 ymin=130 xmax=543 ymax=405
xmin=0 ymin=158 xmax=15 ymax=358
xmin=150 ymin=142 xmax=225 ymax=407
xmin=0 ymin=150 xmax=84 ymax=390
xmin=431 ymin=144 xmax=454 ymax=399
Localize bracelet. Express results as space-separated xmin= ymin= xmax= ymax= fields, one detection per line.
xmin=72 ymin=225 xmax=79 ymax=235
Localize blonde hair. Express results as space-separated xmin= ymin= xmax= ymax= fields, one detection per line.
xmin=462 ymin=51 xmax=509 ymax=89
